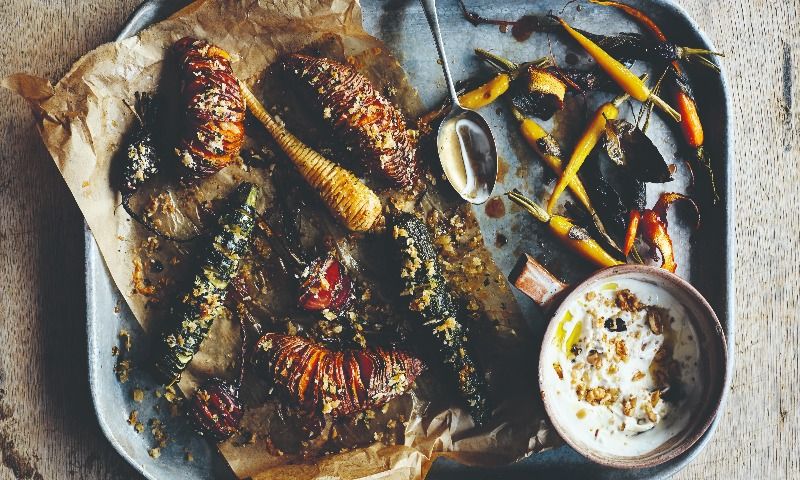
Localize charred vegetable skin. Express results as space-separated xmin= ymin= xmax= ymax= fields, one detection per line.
xmin=174 ymin=37 xmax=245 ymax=180
xmin=279 ymin=54 xmax=419 ymax=188
xmin=390 ymin=213 xmax=491 ymax=425
xmin=119 ymin=92 xmax=160 ymax=194
xmin=253 ymin=333 xmax=425 ymax=417
xmin=153 ymin=183 xmax=258 ymax=384
xmin=188 ymin=378 xmax=244 ymax=441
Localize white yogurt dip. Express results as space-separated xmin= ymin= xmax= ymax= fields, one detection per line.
xmin=542 ymin=279 xmax=701 ymax=456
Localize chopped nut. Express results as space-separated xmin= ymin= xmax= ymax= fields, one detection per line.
xmin=632 ymin=371 xmax=645 ymax=381
xmin=615 ymin=289 xmax=643 ymax=312
xmin=650 ymin=389 xmax=662 ymax=407
xmin=614 ymin=339 xmax=629 ymax=362
xmin=132 ymin=389 xmax=145 ymax=403
xmin=553 ymin=362 xmax=564 ymax=380
xmin=586 ymin=350 xmax=602 ymax=367
xmin=647 ymin=308 xmax=664 ymax=335
xmin=622 ymin=396 xmax=637 ymax=416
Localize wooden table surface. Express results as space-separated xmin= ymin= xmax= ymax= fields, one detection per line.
xmin=0 ymin=0 xmax=795 ymax=478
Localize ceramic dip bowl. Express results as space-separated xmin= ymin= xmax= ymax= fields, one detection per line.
xmin=530 ymin=263 xmax=727 ymax=469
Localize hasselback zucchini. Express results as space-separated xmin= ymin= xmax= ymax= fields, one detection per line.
xmin=389 ymin=213 xmax=490 ymax=425
xmin=152 ymin=183 xmax=259 ymax=384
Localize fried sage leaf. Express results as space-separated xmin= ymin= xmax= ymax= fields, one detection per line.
xmin=603 ymin=119 xmax=672 ymax=183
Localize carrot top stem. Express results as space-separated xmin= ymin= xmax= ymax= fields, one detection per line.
xmin=555 ymin=16 xmax=681 ymax=123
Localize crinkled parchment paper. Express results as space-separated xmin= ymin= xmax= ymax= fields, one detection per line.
xmin=5 ymin=0 xmax=555 ymax=478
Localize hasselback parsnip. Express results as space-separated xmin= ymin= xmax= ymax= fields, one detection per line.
xmin=279 ymin=54 xmax=419 ymax=188
xmin=390 ymin=213 xmax=491 ymax=426
xmin=174 ymin=37 xmax=245 ymax=180
xmin=252 ymin=333 xmax=425 ymax=417
xmin=240 ymin=81 xmax=384 ymax=233
xmin=152 ymin=183 xmax=258 ymax=384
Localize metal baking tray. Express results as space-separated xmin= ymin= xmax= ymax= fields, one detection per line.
xmin=86 ymin=1 xmax=733 ymax=478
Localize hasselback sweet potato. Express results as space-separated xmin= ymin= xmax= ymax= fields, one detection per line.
xmin=278 ymin=54 xmax=419 ymax=188
xmin=252 ymin=333 xmax=425 ymax=417
xmin=174 ymin=37 xmax=245 ymax=180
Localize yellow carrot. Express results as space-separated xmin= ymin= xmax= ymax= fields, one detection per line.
xmin=459 ymin=73 xmax=511 ymax=110
xmin=546 ymin=93 xmax=628 ymax=214
xmin=508 ymin=190 xmax=622 ymax=268
xmin=418 ymin=73 xmax=510 ymax=128
xmin=239 ymin=81 xmax=384 ymax=232
xmin=556 ymin=17 xmax=680 ymax=123
xmin=512 ymin=108 xmax=619 ymax=251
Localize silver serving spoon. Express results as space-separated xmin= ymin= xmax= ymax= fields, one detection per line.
xmin=420 ymin=0 xmax=498 ymax=204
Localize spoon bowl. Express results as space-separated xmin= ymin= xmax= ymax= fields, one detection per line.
xmin=436 ymin=107 xmax=498 ymax=204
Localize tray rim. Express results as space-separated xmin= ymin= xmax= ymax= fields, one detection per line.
xmin=85 ymin=0 xmax=735 ymax=478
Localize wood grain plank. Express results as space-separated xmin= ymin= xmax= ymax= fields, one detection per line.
xmin=0 ymin=1 xmax=142 ymax=478
xmin=0 ymin=0 xmax=797 ymax=479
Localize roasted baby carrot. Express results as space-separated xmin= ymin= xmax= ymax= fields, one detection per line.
xmin=590 ymin=0 xmax=719 ymax=203
xmin=546 ymin=92 xmax=629 ymax=214
xmin=555 ymin=17 xmax=680 ymax=122
xmin=511 ymin=107 xmax=618 ymax=250
xmin=508 ymin=190 xmax=622 ymax=268
xmin=622 ymin=209 xmax=640 ymax=256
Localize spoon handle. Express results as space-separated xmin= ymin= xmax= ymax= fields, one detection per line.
xmin=419 ymin=0 xmax=461 ymax=107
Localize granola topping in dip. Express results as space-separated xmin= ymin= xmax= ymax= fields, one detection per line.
xmin=544 ymin=280 xmax=701 ymax=456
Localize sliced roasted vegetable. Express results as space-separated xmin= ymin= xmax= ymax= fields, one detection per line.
xmin=591 ymin=0 xmax=720 ymax=203
xmin=604 ymin=119 xmax=672 ymax=183
xmin=476 ymin=49 xmax=565 ymax=120
xmin=188 ymin=377 xmax=244 ymax=441
xmin=547 ymin=92 xmax=629 ymax=214
xmin=390 ymin=213 xmax=491 ymax=425
xmin=640 ymin=209 xmax=676 ymax=272
xmin=252 ymin=333 xmax=425 ymax=417
xmin=622 ymin=210 xmax=640 ymax=257
xmin=636 ymin=192 xmax=699 ymax=272
xmin=240 ymin=81 xmax=384 ymax=233
xmin=459 ymin=3 xmax=720 ymax=68
xmin=554 ymin=17 xmax=681 ymax=122
xmin=508 ymin=190 xmax=623 ymax=268
xmin=418 ymin=73 xmax=511 ymax=129
xmin=511 ymin=107 xmax=618 ymax=250
xmin=152 ymin=183 xmax=259 ymax=384
xmin=279 ymin=54 xmax=419 ymax=188
xmin=174 ymin=37 xmax=245 ymax=181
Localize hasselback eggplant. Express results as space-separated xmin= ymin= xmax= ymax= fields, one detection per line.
xmin=252 ymin=333 xmax=425 ymax=417
xmin=278 ymin=54 xmax=419 ymax=188
xmin=152 ymin=183 xmax=258 ymax=384
xmin=389 ymin=213 xmax=491 ymax=425
xmin=174 ymin=37 xmax=245 ymax=181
